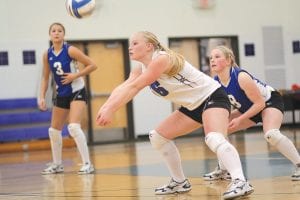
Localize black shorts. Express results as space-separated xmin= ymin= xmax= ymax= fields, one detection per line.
xmin=250 ymin=91 xmax=284 ymax=123
xmin=179 ymin=87 xmax=231 ymax=124
xmin=53 ymin=88 xmax=88 ymax=109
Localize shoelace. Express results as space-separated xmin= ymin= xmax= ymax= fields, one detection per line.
xmin=227 ymin=179 xmax=242 ymax=190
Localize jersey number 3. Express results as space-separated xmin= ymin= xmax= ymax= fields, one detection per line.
xmin=53 ymin=62 xmax=64 ymax=75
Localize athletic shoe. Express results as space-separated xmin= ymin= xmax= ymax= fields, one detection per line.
xmin=203 ymin=165 xmax=231 ymax=181
xmin=291 ymin=166 xmax=300 ymax=181
xmin=223 ymin=179 xmax=254 ymax=200
xmin=155 ymin=178 xmax=191 ymax=195
xmin=78 ymin=163 xmax=95 ymax=174
xmin=41 ymin=163 xmax=64 ymax=175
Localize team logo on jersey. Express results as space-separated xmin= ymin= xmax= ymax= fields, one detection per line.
xmin=49 ymin=57 xmax=53 ymax=61
xmin=266 ymin=102 xmax=272 ymax=106
xmin=173 ymin=74 xmax=197 ymax=88
xmin=207 ymin=101 xmax=215 ymax=106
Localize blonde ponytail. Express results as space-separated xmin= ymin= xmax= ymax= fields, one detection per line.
xmin=140 ymin=31 xmax=185 ymax=76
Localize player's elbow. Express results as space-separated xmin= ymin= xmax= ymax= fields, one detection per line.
xmin=91 ymin=63 xmax=98 ymax=72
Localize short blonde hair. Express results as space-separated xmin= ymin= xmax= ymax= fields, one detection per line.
xmin=139 ymin=31 xmax=184 ymax=76
xmin=213 ymin=45 xmax=238 ymax=67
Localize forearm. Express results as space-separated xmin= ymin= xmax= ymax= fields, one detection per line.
xmin=101 ymin=83 xmax=140 ymax=113
xmin=238 ymin=103 xmax=265 ymax=121
xmin=76 ymin=64 xmax=97 ymax=78
xmin=101 ymin=69 xmax=142 ymax=111
xmin=39 ymin=79 xmax=49 ymax=99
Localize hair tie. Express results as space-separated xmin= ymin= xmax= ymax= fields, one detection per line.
xmin=157 ymin=43 xmax=162 ymax=49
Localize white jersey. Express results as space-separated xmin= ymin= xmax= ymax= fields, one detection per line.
xmin=147 ymin=51 xmax=221 ymax=110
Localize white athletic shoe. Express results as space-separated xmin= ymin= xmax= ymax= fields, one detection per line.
xmin=291 ymin=166 xmax=300 ymax=181
xmin=41 ymin=163 xmax=64 ymax=175
xmin=155 ymin=178 xmax=191 ymax=195
xmin=78 ymin=163 xmax=95 ymax=174
xmin=223 ymin=179 xmax=254 ymax=200
xmin=203 ymin=165 xmax=231 ymax=181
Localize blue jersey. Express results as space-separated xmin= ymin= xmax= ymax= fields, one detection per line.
xmin=47 ymin=43 xmax=84 ymax=97
xmin=214 ymin=67 xmax=273 ymax=113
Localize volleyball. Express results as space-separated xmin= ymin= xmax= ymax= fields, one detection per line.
xmin=66 ymin=0 xmax=96 ymax=18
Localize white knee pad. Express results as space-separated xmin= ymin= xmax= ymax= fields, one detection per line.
xmin=68 ymin=123 xmax=84 ymax=139
xmin=49 ymin=127 xmax=62 ymax=142
xmin=205 ymin=132 xmax=227 ymax=153
xmin=149 ymin=130 xmax=170 ymax=150
xmin=264 ymin=129 xmax=284 ymax=146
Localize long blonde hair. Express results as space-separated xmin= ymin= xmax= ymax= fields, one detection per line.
xmin=140 ymin=31 xmax=184 ymax=76
xmin=213 ymin=45 xmax=238 ymax=67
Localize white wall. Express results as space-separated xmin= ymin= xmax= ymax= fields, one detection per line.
xmin=1 ymin=0 xmax=300 ymax=136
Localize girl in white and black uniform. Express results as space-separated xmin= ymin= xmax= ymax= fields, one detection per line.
xmin=96 ymin=31 xmax=253 ymax=199
xmin=149 ymin=51 xmax=227 ymax=123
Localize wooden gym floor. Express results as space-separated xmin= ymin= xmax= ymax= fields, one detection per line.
xmin=0 ymin=127 xmax=300 ymax=200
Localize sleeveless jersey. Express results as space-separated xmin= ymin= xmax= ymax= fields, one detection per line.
xmin=148 ymin=51 xmax=220 ymax=110
xmin=47 ymin=43 xmax=84 ymax=97
xmin=214 ymin=66 xmax=274 ymax=113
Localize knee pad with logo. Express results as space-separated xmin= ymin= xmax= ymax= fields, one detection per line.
xmin=264 ymin=129 xmax=284 ymax=146
xmin=149 ymin=130 xmax=170 ymax=150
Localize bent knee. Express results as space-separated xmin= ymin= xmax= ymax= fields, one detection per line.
xmin=205 ymin=132 xmax=227 ymax=153
xmin=149 ymin=130 xmax=170 ymax=150
xmin=264 ymin=129 xmax=284 ymax=146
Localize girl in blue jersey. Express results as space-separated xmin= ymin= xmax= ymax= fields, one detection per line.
xmin=96 ymin=31 xmax=253 ymax=199
xmin=204 ymin=45 xmax=300 ymax=181
xmin=38 ymin=22 xmax=97 ymax=175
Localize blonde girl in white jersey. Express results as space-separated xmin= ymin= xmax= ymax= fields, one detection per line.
xmin=96 ymin=31 xmax=253 ymax=199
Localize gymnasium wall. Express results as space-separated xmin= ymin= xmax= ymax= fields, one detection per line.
xmin=1 ymin=0 xmax=299 ymax=136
